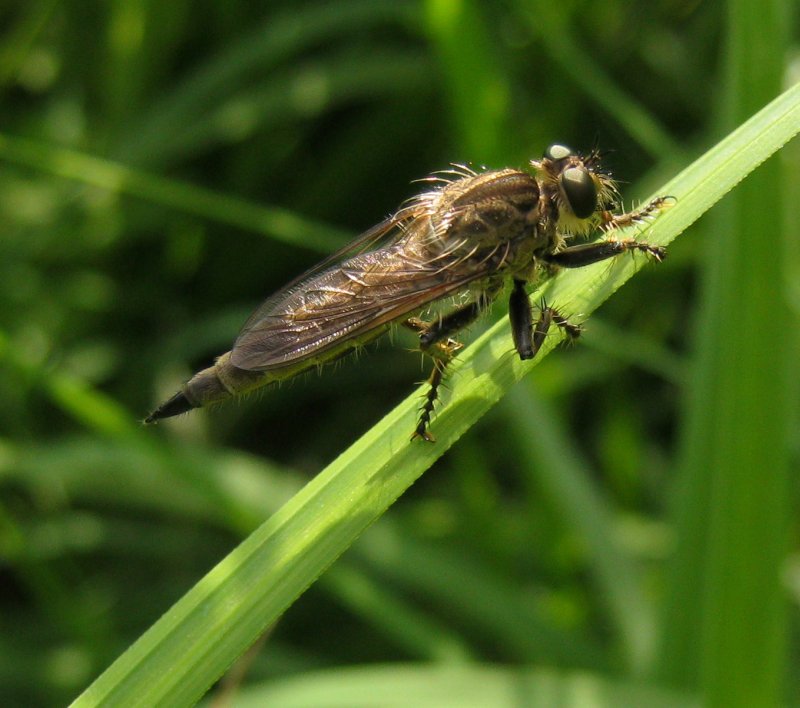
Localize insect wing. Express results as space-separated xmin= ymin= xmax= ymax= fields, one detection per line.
xmin=237 ymin=207 xmax=416 ymax=334
xmin=230 ymin=209 xmax=478 ymax=371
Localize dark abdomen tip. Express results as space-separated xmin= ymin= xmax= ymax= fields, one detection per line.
xmin=144 ymin=391 xmax=197 ymax=424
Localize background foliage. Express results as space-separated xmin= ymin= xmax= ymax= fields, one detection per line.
xmin=0 ymin=0 xmax=798 ymax=705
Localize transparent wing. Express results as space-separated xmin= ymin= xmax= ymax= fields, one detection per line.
xmin=230 ymin=209 xmax=490 ymax=371
xmin=237 ymin=206 xmax=417 ymax=337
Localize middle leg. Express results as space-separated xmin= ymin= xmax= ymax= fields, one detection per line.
xmin=509 ymin=279 xmax=582 ymax=360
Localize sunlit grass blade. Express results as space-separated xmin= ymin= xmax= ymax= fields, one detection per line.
xmin=72 ymin=84 xmax=800 ymax=706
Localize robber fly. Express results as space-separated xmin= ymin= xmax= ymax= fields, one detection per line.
xmin=146 ymin=144 xmax=670 ymax=441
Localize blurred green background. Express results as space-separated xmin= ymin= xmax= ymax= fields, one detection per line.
xmin=0 ymin=0 xmax=798 ymax=705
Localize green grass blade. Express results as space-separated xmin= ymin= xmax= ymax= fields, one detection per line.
xmin=226 ymin=665 xmax=699 ymax=708
xmin=72 ymin=84 xmax=800 ymax=706
xmin=0 ymin=1 xmax=58 ymax=87
xmin=321 ymin=563 xmax=474 ymax=662
xmin=116 ymin=0 xmax=415 ymax=163
xmin=423 ymin=0 xmax=512 ymax=161
xmin=353 ymin=525 xmax=608 ymax=668
xmin=0 ymin=133 xmax=349 ymax=253
xmin=0 ymin=330 xmax=138 ymax=440
xmin=163 ymin=50 xmax=431 ymax=164
xmin=657 ymin=4 xmax=795 ymax=704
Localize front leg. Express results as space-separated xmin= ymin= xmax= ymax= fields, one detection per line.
xmin=543 ymin=238 xmax=666 ymax=268
xmin=546 ymin=194 xmax=671 ymax=268
xmin=601 ymin=195 xmax=673 ymax=231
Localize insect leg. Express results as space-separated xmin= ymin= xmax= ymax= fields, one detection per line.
xmin=543 ymin=238 xmax=666 ymax=268
xmin=527 ymin=300 xmax=583 ymax=359
xmin=405 ymin=298 xmax=487 ymax=352
xmin=533 ymin=301 xmax=583 ymax=356
xmin=403 ymin=304 xmax=476 ymax=443
xmin=404 ymin=286 xmax=501 ymax=442
xmin=411 ymin=354 xmax=453 ymax=443
xmin=602 ymin=195 xmax=674 ymax=230
xmin=510 ymin=279 xmax=582 ymax=360
xmin=509 ymin=279 xmax=534 ymax=358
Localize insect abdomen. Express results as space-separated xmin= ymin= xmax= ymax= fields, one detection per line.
xmin=145 ymin=351 xmax=266 ymax=423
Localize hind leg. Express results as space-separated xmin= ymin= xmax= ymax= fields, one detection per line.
xmin=403 ymin=290 xmax=497 ymax=442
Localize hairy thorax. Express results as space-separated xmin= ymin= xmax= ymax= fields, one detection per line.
xmin=421 ymin=169 xmax=551 ymax=281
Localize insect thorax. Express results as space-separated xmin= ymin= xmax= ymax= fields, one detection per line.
xmin=423 ymin=169 xmax=549 ymax=277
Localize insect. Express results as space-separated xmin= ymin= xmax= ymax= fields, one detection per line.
xmin=146 ymin=144 xmax=670 ymax=441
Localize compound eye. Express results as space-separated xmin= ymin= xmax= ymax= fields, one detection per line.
xmin=561 ymin=166 xmax=597 ymax=219
xmin=544 ymin=143 xmax=574 ymax=161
